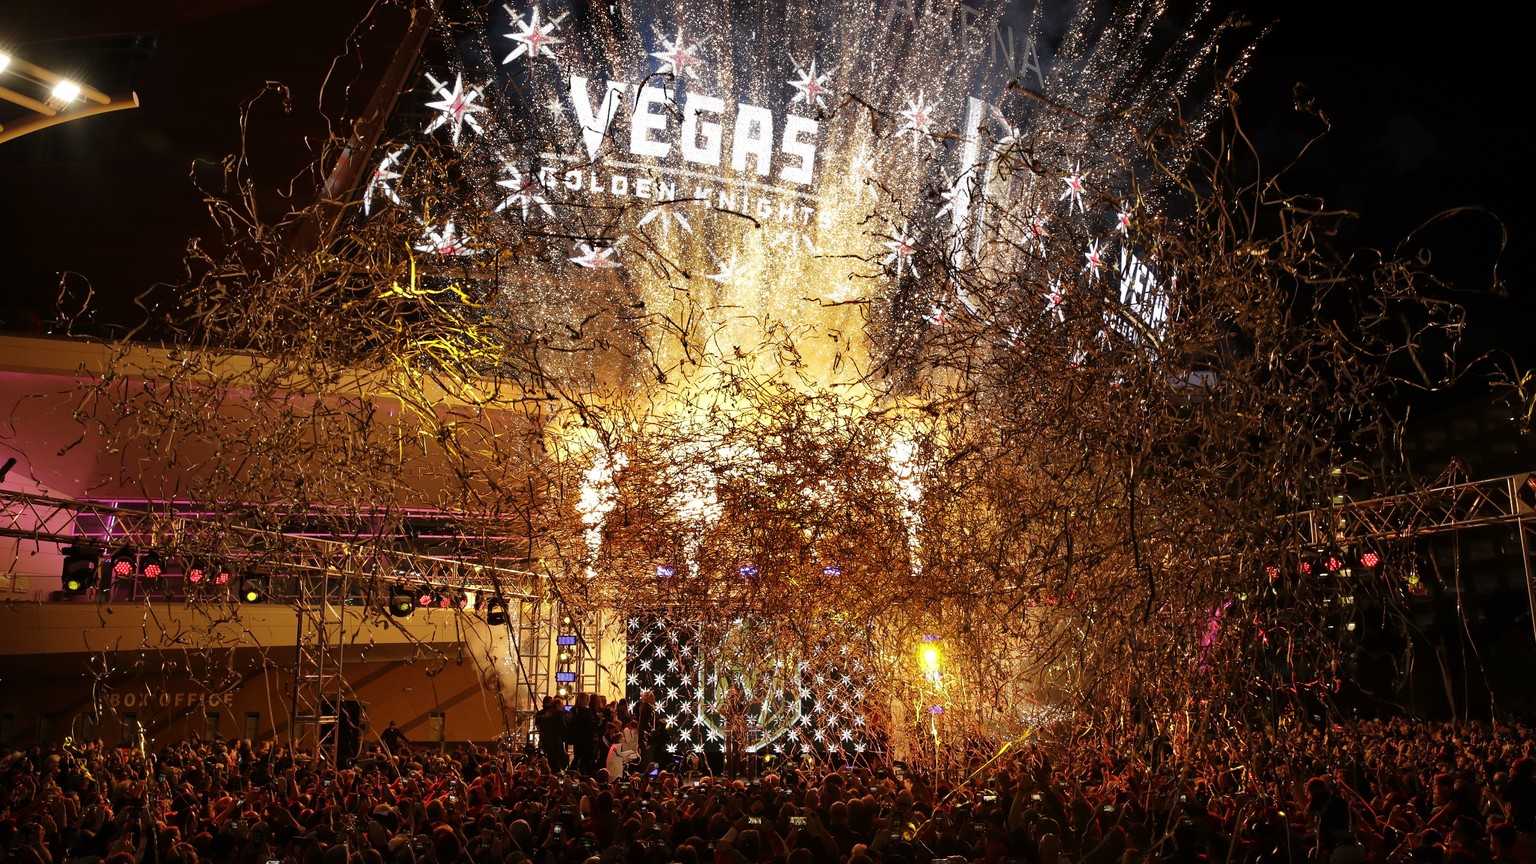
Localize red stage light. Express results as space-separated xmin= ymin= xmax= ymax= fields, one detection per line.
xmin=1359 ymin=551 xmax=1381 ymax=569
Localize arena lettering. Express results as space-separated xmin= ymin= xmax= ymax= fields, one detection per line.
xmin=105 ymin=691 xmax=233 ymax=709
xmin=540 ymin=166 xmax=816 ymax=225
xmin=568 ymin=75 xmax=820 ymax=186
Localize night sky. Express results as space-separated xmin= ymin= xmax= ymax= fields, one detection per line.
xmin=1 ymin=0 xmax=1527 ymax=357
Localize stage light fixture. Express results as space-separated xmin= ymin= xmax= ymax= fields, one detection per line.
xmin=415 ymin=585 xmax=434 ymax=607
xmin=655 ymin=564 xmax=676 ymax=578
xmin=739 ymin=563 xmax=759 ymax=578
xmin=388 ymin=586 xmax=415 ymax=618
xmin=61 ymin=546 xmax=99 ymax=595
xmin=51 ymin=80 xmax=82 ymax=103
xmin=214 ymin=566 xmax=232 ymax=586
xmin=238 ymin=578 xmax=265 ymax=603
xmin=110 ymin=547 xmax=136 ymax=578
xmin=0 ymin=53 xmax=11 ymax=74
xmin=1358 ymin=550 xmax=1381 ymax=569
xmin=822 ymin=564 xmax=842 ymax=577
xmin=484 ymin=596 xmax=508 ymax=626
xmin=437 ymin=593 xmax=453 ymax=609
xmin=140 ymin=551 xmax=164 ymax=578
xmin=185 ymin=560 xmax=208 ymax=584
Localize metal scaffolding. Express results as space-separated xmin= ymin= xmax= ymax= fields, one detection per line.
xmin=1 ymin=490 xmax=544 ymax=752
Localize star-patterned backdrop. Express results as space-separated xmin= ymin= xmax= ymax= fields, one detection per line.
xmin=624 ymin=615 xmax=881 ymax=759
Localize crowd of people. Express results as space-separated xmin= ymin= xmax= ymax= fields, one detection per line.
xmin=2 ymin=712 xmax=1534 ymax=864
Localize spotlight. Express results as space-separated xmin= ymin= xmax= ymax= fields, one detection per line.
xmin=739 ymin=563 xmax=759 ymax=578
xmin=238 ymin=578 xmax=265 ymax=603
xmin=484 ymin=596 xmax=508 ymax=626
xmin=61 ymin=546 xmax=99 ymax=596
xmin=214 ymin=566 xmax=233 ymax=586
xmin=415 ymin=585 xmax=434 ymax=607
xmin=140 ymin=551 xmax=164 ymax=579
xmin=186 ymin=560 xmax=208 ymax=584
xmin=0 ymin=53 xmax=10 ymax=74
xmin=655 ymin=564 xmax=675 ymax=578
xmin=388 ymin=586 xmax=414 ymax=618
xmin=110 ymin=547 xmax=137 ymax=578
xmin=437 ymin=593 xmax=453 ymax=609
xmin=822 ymin=564 xmax=842 ymax=577
xmin=51 ymin=80 xmax=82 ymax=103
xmin=1358 ymin=550 xmax=1381 ymax=569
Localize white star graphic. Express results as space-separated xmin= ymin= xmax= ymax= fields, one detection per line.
xmin=788 ymin=60 xmax=832 ymax=109
xmin=1044 ymin=281 xmax=1066 ymax=322
xmin=423 ymin=74 xmax=487 ymax=146
xmin=769 ymin=226 xmax=819 ymax=260
xmin=363 ymin=146 xmax=406 ymax=216
xmin=935 ymin=172 xmax=962 ymax=220
xmin=637 ymin=202 xmax=693 ymax=235
xmin=495 ymin=163 xmax=555 ymax=220
xmin=1060 ymin=163 xmax=1087 ymax=213
xmin=651 ymin=28 xmax=702 ymax=79
xmin=897 ymin=92 xmax=936 ymax=146
xmin=570 ymin=241 xmax=622 ymax=269
xmin=502 ymin=5 xmax=564 ymax=63
xmin=415 ymin=221 xmax=475 ymax=257
xmin=926 ymin=305 xmax=949 ymax=327
xmin=1026 ymin=212 xmax=1050 ymax=252
xmin=882 ymin=224 xmax=919 ymax=280
xmin=1084 ymin=239 xmax=1105 ymax=281
xmin=1116 ymin=205 xmax=1133 ymax=235
xmin=707 ymin=252 xmax=745 ymax=285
